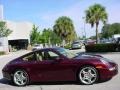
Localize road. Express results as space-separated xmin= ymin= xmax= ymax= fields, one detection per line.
xmin=0 ymin=49 xmax=120 ymax=90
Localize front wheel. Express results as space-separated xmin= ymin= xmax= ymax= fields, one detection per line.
xmin=78 ymin=66 xmax=98 ymax=85
xmin=13 ymin=70 xmax=29 ymax=86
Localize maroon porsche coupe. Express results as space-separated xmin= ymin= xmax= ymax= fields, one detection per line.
xmin=2 ymin=48 xmax=118 ymax=86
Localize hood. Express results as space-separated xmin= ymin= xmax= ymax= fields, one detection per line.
xmin=74 ymin=53 xmax=115 ymax=65
xmin=7 ymin=58 xmax=22 ymax=66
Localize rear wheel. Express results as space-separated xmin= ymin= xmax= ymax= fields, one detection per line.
xmin=78 ymin=66 xmax=98 ymax=85
xmin=13 ymin=70 xmax=29 ymax=86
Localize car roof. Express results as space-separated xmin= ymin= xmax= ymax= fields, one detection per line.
xmin=17 ymin=47 xmax=64 ymax=59
xmin=34 ymin=47 xmax=63 ymax=52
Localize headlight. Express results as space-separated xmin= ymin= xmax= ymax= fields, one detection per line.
xmin=109 ymin=67 xmax=116 ymax=71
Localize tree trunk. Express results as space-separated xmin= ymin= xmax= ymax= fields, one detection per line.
xmin=96 ymin=23 xmax=99 ymax=44
xmin=62 ymin=39 xmax=65 ymax=47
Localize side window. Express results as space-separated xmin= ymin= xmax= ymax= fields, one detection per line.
xmin=23 ymin=53 xmax=35 ymax=61
xmin=36 ymin=51 xmax=44 ymax=61
xmin=48 ymin=51 xmax=59 ymax=57
xmin=35 ymin=51 xmax=60 ymax=61
xmin=43 ymin=51 xmax=59 ymax=60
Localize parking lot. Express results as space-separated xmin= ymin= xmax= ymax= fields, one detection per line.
xmin=0 ymin=49 xmax=120 ymax=90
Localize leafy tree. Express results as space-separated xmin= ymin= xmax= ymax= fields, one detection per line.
xmin=101 ymin=24 xmax=111 ymax=38
xmin=42 ymin=28 xmax=52 ymax=44
xmin=42 ymin=28 xmax=62 ymax=46
xmin=53 ymin=16 xmax=77 ymax=45
xmin=90 ymin=33 xmax=102 ymax=40
xmin=30 ymin=26 xmax=62 ymax=46
xmin=89 ymin=35 xmax=96 ymax=40
xmin=85 ymin=4 xmax=108 ymax=43
xmin=50 ymin=31 xmax=62 ymax=45
xmin=102 ymin=23 xmax=120 ymax=38
xmin=0 ymin=21 xmax=12 ymax=37
xmin=30 ymin=25 xmax=41 ymax=45
xmin=110 ymin=23 xmax=120 ymax=34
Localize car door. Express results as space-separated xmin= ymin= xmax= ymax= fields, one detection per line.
xmin=21 ymin=52 xmax=42 ymax=81
xmin=34 ymin=50 xmax=75 ymax=82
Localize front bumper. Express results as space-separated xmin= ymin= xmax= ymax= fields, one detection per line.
xmin=2 ymin=66 xmax=12 ymax=80
xmin=2 ymin=70 xmax=12 ymax=80
xmin=98 ymin=64 xmax=118 ymax=81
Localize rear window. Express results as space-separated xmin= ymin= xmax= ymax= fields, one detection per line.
xmin=73 ymin=42 xmax=80 ymax=44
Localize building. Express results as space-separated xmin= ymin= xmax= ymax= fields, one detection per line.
xmin=7 ymin=21 xmax=33 ymax=50
xmin=0 ymin=4 xmax=33 ymax=52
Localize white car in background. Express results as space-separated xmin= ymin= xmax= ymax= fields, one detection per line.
xmin=71 ymin=41 xmax=82 ymax=49
xmin=32 ymin=44 xmax=43 ymax=51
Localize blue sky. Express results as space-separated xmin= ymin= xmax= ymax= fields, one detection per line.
xmin=1 ymin=0 xmax=120 ymax=37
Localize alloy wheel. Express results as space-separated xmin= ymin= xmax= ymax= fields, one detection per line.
xmin=13 ymin=70 xmax=29 ymax=86
xmin=79 ymin=66 xmax=98 ymax=85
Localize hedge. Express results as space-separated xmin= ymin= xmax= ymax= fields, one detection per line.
xmin=85 ymin=43 xmax=118 ymax=52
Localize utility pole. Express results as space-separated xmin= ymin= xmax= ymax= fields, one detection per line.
xmin=0 ymin=0 xmax=4 ymax=21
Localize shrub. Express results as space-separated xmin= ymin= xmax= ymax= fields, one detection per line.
xmin=0 ymin=51 xmax=5 ymax=55
xmin=117 ymin=44 xmax=120 ymax=51
xmin=64 ymin=44 xmax=71 ymax=49
xmin=85 ymin=43 xmax=117 ymax=52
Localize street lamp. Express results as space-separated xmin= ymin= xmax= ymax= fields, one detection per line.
xmin=82 ymin=17 xmax=86 ymax=39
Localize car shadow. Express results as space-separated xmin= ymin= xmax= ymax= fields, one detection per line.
xmin=30 ymin=81 xmax=79 ymax=86
xmin=0 ymin=78 xmax=112 ymax=86
xmin=30 ymin=79 xmax=112 ymax=86
xmin=0 ymin=78 xmax=13 ymax=85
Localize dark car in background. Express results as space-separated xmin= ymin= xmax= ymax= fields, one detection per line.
xmin=2 ymin=48 xmax=118 ymax=86
xmin=84 ymin=40 xmax=96 ymax=45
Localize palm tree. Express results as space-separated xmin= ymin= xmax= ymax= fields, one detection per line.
xmin=53 ymin=16 xmax=77 ymax=45
xmin=85 ymin=4 xmax=108 ymax=43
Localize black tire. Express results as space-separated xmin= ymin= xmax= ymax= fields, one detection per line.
xmin=13 ymin=70 xmax=29 ymax=86
xmin=78 ymin=66 xmax=98 ymax=85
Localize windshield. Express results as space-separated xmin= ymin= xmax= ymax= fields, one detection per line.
xmin=34 ymin=45 xmax=40 ymax=47
xmin=56 ymin=48 xmax=78 ymax=58
xmin=73 ymin=42 xmax=79 ymax=44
